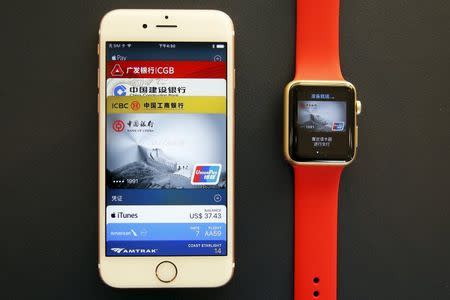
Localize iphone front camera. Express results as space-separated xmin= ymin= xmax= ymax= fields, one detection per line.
xmin=142 ymin=24 xmax=148 ymax=28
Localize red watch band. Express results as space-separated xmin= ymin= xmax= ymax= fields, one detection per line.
xmin=295 ymin=0 xmax=343 ymax=81
xmin=294 ymin=165 xmax=343 ymax=299
xmin=293 ymin=0 xmax=345 ymax=299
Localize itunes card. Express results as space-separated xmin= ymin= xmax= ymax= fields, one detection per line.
xmin=106 ymin=205 xmax=226 ymax=224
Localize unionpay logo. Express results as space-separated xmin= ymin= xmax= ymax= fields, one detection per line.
xmin=332 ymin=122 xmax=345 ymax=132
xmin=191 ymin=164 xmax=222 ymax=185
xmin=113 ymin=84 xmax=127 ymax=96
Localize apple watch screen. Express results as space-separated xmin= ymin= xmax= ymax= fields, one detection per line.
xmin=288 ymin=84 xmax=355 ymax=162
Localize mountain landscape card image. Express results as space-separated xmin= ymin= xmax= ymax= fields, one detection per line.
xmin=298 ymin=101 xmax=347 ymax=132
xmin=106 ymin=113 xmax=226 ymax=189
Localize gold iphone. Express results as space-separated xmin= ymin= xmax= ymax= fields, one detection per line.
xmin=98 ymin=9 xmax=234 ymax=288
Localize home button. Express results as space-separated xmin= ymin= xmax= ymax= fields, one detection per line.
xmin=155 ymin=261 xmax=177 ymax=283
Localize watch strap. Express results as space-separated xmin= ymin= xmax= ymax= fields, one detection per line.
xmin=294 ymin=165 xmax=343 ymax=300
xmin=295 ymin=0 xmax=343 ymax=81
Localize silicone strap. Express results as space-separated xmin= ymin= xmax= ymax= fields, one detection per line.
xmin=294 ymin=165 xmax=343 ymax=300
xmin=295 ymin=0 xmax=343 ymax=81
xmin=293 ymin=0 xmax=344 ymax=299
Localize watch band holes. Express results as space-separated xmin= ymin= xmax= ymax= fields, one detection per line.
xmin=313 ymin=277 xmax=320 ymax=284
xmin=313 ymin=290 xmax=320 ymax=298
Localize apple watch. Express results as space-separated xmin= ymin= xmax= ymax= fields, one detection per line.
xmin=283 ymin=0 xmax=362 ymax=299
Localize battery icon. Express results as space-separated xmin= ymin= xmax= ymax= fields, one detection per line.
xmin=216 ymin=44 xmax=225 ymax=49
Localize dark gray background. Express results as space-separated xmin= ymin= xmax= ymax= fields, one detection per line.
xmin=2 ymin=0 xmax=449 ymax=299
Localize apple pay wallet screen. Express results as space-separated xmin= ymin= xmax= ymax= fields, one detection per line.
xmin=105 ymin=42 xmax=227 ymax=256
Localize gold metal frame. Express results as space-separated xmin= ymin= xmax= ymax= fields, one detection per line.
xmin=283 ymin=80 xmax=359 ymax=166
xmin=98 ymin=9 xmax=235 ymax=288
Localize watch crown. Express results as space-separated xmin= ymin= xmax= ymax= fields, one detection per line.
xmin=356 ymin=100 xmax=362 ymax=115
